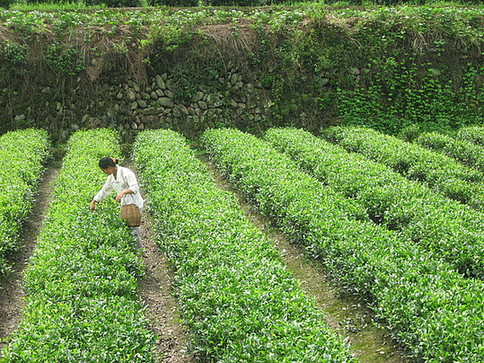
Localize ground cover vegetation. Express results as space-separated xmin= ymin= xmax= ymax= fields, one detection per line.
xmin=0 ymin=5 xmax=481 ymax=138
xmin=2 ymin=128 xmax=156 ymax=361
xmin=264 ymin=127 xmax=484 ymax=278
xmin=323 ymin=126 xmax=484 ymax=210
xmin=133 ymin=129 xmax=356 ymax=361
xmin=201 ymin=127 xmax=484 ymax=362
xmin=0 ymin=128 xmax=50 ymax=275
xmin=1 ymin=0 xmax=481 ymax=11
xmin=414 ymin=130 xmax=484 ymax=173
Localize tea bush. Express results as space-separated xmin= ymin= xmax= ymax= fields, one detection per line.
xmin=264 ymin=127 xmax=484 ymax=278
xmin=322 ymin=126 xmax=484 ymax=211
xmin=415 ymin=131 xmax=484 ymax=173
xmin=2 ymin=129 xmax=156 ymax=362
xmin=456 ymin=126 xmax=484 ymax=147
xmin=201 ymin=127 xmax=484 ymax=362
xmin=0 ymin=128 xmax=50 ymax=275
xmin=133 ymin=129 xmax=356 ymax=362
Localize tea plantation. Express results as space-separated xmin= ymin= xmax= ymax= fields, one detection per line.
xmin=1 ymin=126 xmax=483 ymax=362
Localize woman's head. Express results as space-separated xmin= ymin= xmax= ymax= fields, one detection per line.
xmin=99 ymin=157 xmax=119 ymax=174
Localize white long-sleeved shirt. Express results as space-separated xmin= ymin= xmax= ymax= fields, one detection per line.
xmin=93 ymin=166 xmax=144 ymax=209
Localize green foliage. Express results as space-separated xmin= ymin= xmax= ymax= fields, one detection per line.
xmin=200 ymin=0 xmax=284 ymax=5
xmin=0 ymin=41 xmax=27 ymax=66
xmin=331 ymin=7 xmax=483 ymax=133
xmin=170 ymin=64 xmax=202 ymax=104
xmin=9 ymin=1 xmax=103 ymax=10
xmin=323 ymin=126 xmax=484 ymax=210
xmin=85 ymin=0 xmax=141 ymax=7
xmin=22 ymin=0 xmax=140 ymax=6
xmin=139 ymin=11 xmax=202 ymax=53
xmin=150 ymin=0 xmax=197 ymax=5
xmin=0 ymin=0 xmax=14 ymax=8
xmin=46 ymin=42 xmax=85 ymax=76
xmin=0 ymin=128 xmax=50 ymax=275
xmin=0 ymin=6 xmax=481 ymax=135
xmin=265 ymin=127 xmax=484 ymax=278
xmin=457 ymin=125 xmax=484 ymax=147
xmin=416 ymin=130 xmax=484 ymax=173
xmin=134 ymin=129 xmax=356 ymax=362
xmin=2 ymin=129 xmax=156 ymax=361
xmin=337 ymin=60 xmax=482 ymax=134
xmin=202 ymin=127 xmax=484 ymax=362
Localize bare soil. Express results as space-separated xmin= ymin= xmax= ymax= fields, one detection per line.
xmin=138 ymin=214 xmax=194 ymax=363
xmin=0 ymin=165 xmax=60 ymax=356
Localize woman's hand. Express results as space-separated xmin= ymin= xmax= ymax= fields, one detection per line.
xmin=89 ymin=200 xmax=97 ymax=210
xmin=115 ymin=191 xmax=125 ymax=202
xmin=116 ymin=189 xmax=133 ymax=203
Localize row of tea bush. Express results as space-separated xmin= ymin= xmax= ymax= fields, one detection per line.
xmin=265 ymin=127 xmax=484 ymax=278
xmin=134 ymin=129 xmax=356 ymax=361
xmin=0 ymin=128 xmax=50 ymax=275
xmin=323 ymin=126 xmax=484 ymax=211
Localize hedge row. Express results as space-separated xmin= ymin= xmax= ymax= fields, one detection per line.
xmin=456 ymin=126 xmax=484 ymax=147
xmin=0 ymin=128 xmax=50 ymax=274
xmin=201 ymin=127 xmax=484 ymax=362
xmin=264 ymin=127 xmax=484 ymax=278
xmin=2 ymin=129 xmax=155 ymax=362
xmin=415 ymin=131 xmax=484 ymax=174
xmin=133 ymin=129 xmax=356 ymax=362
xmin=322 ymin=126 xmax=484 ymax=211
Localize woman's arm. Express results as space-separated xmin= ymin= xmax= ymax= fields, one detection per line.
xmin=90 ymin=180 xmax=113 ymax=209
xmin=115 ymin=188 xmax=133 ymax=202
xmin=115 ymin=169 xmax=139 ymax=202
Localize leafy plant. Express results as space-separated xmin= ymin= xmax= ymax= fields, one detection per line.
xmin=322 ymin=126 xmax=484 ymax=210
xmin=457 ymin=125 xmax=484 ymax=147
xmin=265 ymin=127 xmax=484 ymax=278
xmin=0 ymin=41 xmax=27 ymax=66
xmin=415 ymin=130 xmax=484 ymax=173
xmin=0 ymin=128 xmax=50 ymax=275
xmin=46 ymin=42 xmax=85 ymax=76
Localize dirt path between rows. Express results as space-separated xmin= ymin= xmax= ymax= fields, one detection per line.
xmin=202 ymin=155 xmax=409 ymax=363
xmin=129 ymin=161 xmax=194 ymax=363
xmin=0 ymin=164 xmax=60 ymax=356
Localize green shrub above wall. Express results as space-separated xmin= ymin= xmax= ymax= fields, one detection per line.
xmin=0 ymin=5 xmax=482 ymax=139
xmin=268 ymin=6 xmax=483 ymax=134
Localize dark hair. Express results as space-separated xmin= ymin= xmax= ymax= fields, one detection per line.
xmin=99 ymin=157 xmax=119 ymax=169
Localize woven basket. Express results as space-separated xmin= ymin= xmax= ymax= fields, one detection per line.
xmin=120 ymin=204 xmax=141 ymax=227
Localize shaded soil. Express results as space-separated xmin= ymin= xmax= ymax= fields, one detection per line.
xmin=202 ymin=155 xmax=410 ymax=363
xmin=0 ymin=164 xmax=60 ymax=356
